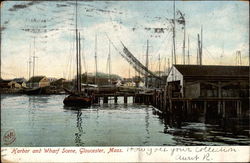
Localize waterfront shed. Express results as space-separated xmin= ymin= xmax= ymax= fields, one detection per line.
xmin=0 ymin=80 xmax=19 ymax=88
xmin=50 ymin=78 xmax=66 ymax=88
xmin=27 ymin=76 xmax=50 ymax=88
xmin=13 ymin=78 xmax=27 ymax=88
xmin=167 ymin=65 xmax=249 ymax=98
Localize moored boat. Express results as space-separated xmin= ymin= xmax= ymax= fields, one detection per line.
xmin=23 ymin=87 xmax=42 ymax=95
xmin=63 ymin=94 xmax=92 ymax=107
xmin=63 ymin=0 xmax=92 ymax=107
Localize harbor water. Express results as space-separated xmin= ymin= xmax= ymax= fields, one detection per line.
xmin=1 ymin=94 xmax=249 ymax=147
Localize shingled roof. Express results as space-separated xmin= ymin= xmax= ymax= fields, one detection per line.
xmin=13 ymin=78 xmax=27 ymax=83
xmin=173 ymin=65 xmax=249 ymax=79
xmin=28 ymin=76 xmax=46 ymax=83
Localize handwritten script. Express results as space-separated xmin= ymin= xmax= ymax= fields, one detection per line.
xmin=4 ymin=146 xmax=241 ymax=162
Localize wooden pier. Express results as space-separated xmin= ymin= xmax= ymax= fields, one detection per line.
xmin=89 ymin=65 xmax=249 ymax=134
xmin=92 ymin=92 xmax=136 ymax=104
xmin=89 ymin=86 xmax=248 ymax=124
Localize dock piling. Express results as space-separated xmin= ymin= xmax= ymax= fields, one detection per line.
xmin=124 ymin=95 xmax=127 ymax=103
xmin=103 ymin=96 xmax=108 ymax=103
xmin=114 ymin=96 xmax=118 ymax=104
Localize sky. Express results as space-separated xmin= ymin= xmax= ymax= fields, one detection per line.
xmin=0 ymin=0 xmax=249 ymax=79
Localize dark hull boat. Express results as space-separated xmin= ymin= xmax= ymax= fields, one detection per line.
xmin=23 ymin=87 xmax=42 ymax=95
xmin=63 ymin=0 xmax=92 ymax=108
xmin=63 ymin=94 xmax=92 ymax=107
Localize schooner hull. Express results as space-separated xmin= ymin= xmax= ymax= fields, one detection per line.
xmin=23 ymin=87 xmax=42 ymax=95
xmin=63 ymin=94 xmax=92 ymax=107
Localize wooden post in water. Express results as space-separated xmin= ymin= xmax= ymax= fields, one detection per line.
xmin=114 ymin=96 xmax=118 ymax=104
xmin=186 ymin=100 xmax=190 ymax=115
xmin=93 ymin=95 xmax=99 ymax=104
xmin=103 ymin=96 xmax=108 ymax=103
xmin=182 ymin=100 xmax=185 ymax=115
xmin=139 ymin=95 xmax=142 ymax=103
xmin=204 ymin=101 xmax=207 ymax=122
xmin=153 ymin=90 xmax=156 ymax=106
xmin=159 ymin=92 xmax=161 ymax=109
xmin=135 ymin=94 xmax=138 ymax=103
xmin=236 ymin=100 xmax=242 ymax=117
xmin=218 ymin=82 xmax=222 ymax=115
xmin=161 ymin=91 xmax=164 ymax=110
xmin=124 ymin=95 xmax=127 ymax=103
xmin=239 ymin=101 xmax=242 ymax=117
xmin=144 ymin=95 xmax=147 ymax=104
xmin=157 ymin=93 xmax=159 ymax=108
xmin=144 ymin=94 xmax=146 ymax=104
xmin=194 ymin=103 xmax=197 ymax=116
xmin=222 ymin=100 xmax=226 ymax=118
xmin=163 ymin=86 xmax=167 ymax=112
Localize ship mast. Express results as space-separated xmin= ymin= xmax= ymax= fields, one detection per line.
xmin=75 ymin=0 xmax=83 ymax=93
xmin=78 ymin=32 xmax=81 ymax=92
xmin=75 ymin=0 xmax=79 ymax=92
xmin=81 ymin=32 xmax=88 ymax=84
xmin=187 ymin=35 xmax=190 ymax=64
xmin=173 ymin=0 xmax=176 ymax=64
xmin=32 ymin=37 xmax=38 ymax=88
xmin=200 ymin=26 xmax=203 ymax=65
xmin=145 ymin=40 xmax=149 ymax=88
xmin=108 ymin=40 xmax=111 ymax=84
xmin=158 ymin=53 xmax=161 ymax=77
xmin=29 ymin=42 xmax=32 ymax=80
xmin=94 ymin=34 xmax=98 ymax=85
xmin=183 ymin=20 xmax=186 ymax=64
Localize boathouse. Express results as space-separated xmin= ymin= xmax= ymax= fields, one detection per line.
xmin=165 ymin=64 xmax=249 ymax=120
xmin=167 ymin=65 xmax=249 ymax=98
xmin=0 ymin=79 xmax=11 ymax=88
xmin=13 ymin=78 xmax=27 ymax=88
xmin=27 ymin=76 xmax=50 ymax=88
xmin=50 ymin=78 xmax=66 ymax=89
xmin=0 ymin=79 xmax=16 ymax=88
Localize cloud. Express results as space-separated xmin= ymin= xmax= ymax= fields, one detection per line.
xmin=56 ymin=3 xmax=69 ymax=8
xmin=0 ymin=19 xmax=9 ymax=32
xmin=1 ymin=1 xmax=249 ymax=79
xmin=0 ymin=26 xmax=6 ymax=31
xmin=180 ymin=2 xmax=249 ymax=66
xmin=8 ymin=1 xmax=41 ymax=12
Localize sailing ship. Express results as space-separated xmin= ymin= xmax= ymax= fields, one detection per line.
xmin=63 ymin=0 xmax=92 ymax=107
xmin=24 ymin=87 xmax=42 ymax=95
xmin=23 ymin=37 xmax=44 ymax=95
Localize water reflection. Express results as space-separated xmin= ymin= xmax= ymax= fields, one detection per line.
xmin=1 ymin=95 xmax=249 ymax=146
xmin=143 ymin=107 xmax=150 ymax=145
xmin=95 ymin=107 xmax=100 ymax=125
xmin=27 ymin=96 xmax=49 ymax=130
xmin=63 ymin=106 xmax=86 ymax=146
xmin=155 ymin=108 xmax=250 ymax=145
xmin=28 ymin=95 xmax=49 ymax=108
xmin=145 ymin=108 xmax=150 ymax=135
xmin=28 ymin=104 xmax=36 ymax=130
xmin=75 ymin=110 xmax=84 ymax=146
xmin=0 ymin=94 xmax=8 ymax=100
xmin=63 ymin=105 xmax=90 ymax=111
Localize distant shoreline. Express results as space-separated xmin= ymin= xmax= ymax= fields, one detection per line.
xmin=0 ymin=88 xmax=66 ymax=95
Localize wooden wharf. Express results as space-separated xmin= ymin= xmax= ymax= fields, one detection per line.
xmin=92 ymin=92 xmax=136 ymax=104
xmin=90 ymin=86 xmax=248 ymax=120
xmin=90 ymin=83 xmax=249 ymax=135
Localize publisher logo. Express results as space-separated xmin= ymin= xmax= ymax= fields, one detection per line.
xmin=3 ymin=129 xmax=16 ymax=145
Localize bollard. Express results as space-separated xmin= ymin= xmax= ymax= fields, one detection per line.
xmin=103 ymin=96 xmax=108 ymax=103
xmin=124 ymin=95 xmax=127 ymax=103
xmin=93 ymin=97 xmax=99 ymax=104
xmin=114 ymin=96 xmax=118 ymax=104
